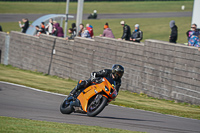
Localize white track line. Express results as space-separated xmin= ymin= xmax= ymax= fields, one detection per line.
xmin=0 ymin=81 xmax=199 ymax=121
xmin=0 ymin=81 xmax=67 ymax=97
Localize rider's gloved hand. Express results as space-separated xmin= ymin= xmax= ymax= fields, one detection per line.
xmin=90 ymin=72 xmax=96 ymax=81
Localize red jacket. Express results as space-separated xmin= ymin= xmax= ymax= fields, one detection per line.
xmin=86 ymin=27 xmax=94 ymax=37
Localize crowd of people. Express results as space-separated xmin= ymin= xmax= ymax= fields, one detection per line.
xmin=35 ymin=19 xmax=64 ymax=37
xmin=169 ymin=20 xmax=200 ymax=48
xmin=17 ymin=17 xmax=200 ymax=49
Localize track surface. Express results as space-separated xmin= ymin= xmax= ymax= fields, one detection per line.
xmin=0 ymin=82 xmax=200 ymax=133
xmin=0 ymin=12 xmax=192 ymax=22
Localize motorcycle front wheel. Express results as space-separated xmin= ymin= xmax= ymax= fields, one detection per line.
xmin=60 ymin=98 xmax=73 ymax=114
xmin=87 ymin=95 xmax=108 ymax=117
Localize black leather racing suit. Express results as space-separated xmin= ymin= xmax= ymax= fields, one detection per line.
xmin=72 ymin=69 xmax=122 ymax=94
xmin=91 ymin=69 xmax=121 ymax=93
xmin=121 ymin=24 xmax=131 ymax=41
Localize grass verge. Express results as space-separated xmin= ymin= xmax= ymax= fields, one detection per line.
xmin=0 ymin=116 xmax=143 ymax=133
xmin=0 ymin=64 xmax=200 ymax=120
xmin=0 ymin=1 xmax=193 ymax=14
xmin=0 ymin=17 xmax=192 ymax=44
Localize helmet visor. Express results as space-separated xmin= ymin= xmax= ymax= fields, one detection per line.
xmin=116 ymin=71 xmax=124 ymax=78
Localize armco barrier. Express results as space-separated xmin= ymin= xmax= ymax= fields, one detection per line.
xmin=0 ymin=31 xmax=199 ymax=104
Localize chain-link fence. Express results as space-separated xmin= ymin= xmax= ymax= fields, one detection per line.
xmin=0 ymin=0 xmax=193 ymax=2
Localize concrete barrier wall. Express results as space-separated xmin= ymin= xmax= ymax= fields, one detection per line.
xmin=142 ymin=40 xmax=200 ymax=104
xmin=8 ymin=31 xmax=56 ymax=73
xmin=1 ymin=31 xmax=200 ymax=104
xmin=0 ymin=32 xmax=6 ymax=64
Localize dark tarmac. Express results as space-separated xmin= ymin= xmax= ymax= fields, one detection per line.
xmin=0 ymin=12 xmax=192 ymax=22
xmin=0 ymin=81 xmax=200 ymax=133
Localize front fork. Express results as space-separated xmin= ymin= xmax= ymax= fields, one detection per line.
xmin=70 ymin=99 xmax=80 ymax=108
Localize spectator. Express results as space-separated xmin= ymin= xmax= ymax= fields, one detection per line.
xmin=78 ymin=23 xmax=84 ymax=37
xmin=53 ymin=21 xmax=57 ymax=25
xmin=71 ymin=23 xmax=77 ymax=35
xmin=188 ymin=34 xmax=199 ymax=47
xmin=0 ymin=25 xmax=2 ymax=32
xmin=186 ymin=29 xmax=193 ymax=41
xmin=169 ymin=20 xmax=178 ymax=43
xmin=81 ymin=28 xmax=91 ymax=39
xmin=88 ymin=10 xmax=97 ymax=19
xmin=100 ymin=23 xmax=115 ymax=38
xmin=35 ymin=25 xmax=41 ymax=36
xmin=66 ymin=28 xmax=76 ymax=40
xmin=130 ymin=24 xmax=143 ymax=43
xmin=19 ymin=18 xmax=29 ymax=33
xmin=52 ymin=23 xmax=64 ymax=37
xmin=40 ymin=22 xmax=46 ymax=34
xmin=86 ymin=23 xmax=94 ymax=38
xmin=186 ymin=24 xmax=199 ymax=41
xmin=118 ymin=21 xmax=131 ymax=41
xmin=45 ymin=18 xmax=53 ymax=35
xmin=188 ymin=24 xmax=200 ymax=47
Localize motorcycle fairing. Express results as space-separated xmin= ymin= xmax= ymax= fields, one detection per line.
xmin=77 ymin=77 xmax=117 ymax=112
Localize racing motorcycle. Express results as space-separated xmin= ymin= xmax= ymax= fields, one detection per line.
xmin=60 ymin=77 xmax=118 ymax=117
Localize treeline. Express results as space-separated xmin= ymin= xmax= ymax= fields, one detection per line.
xmin=0 ymin=0 xmax=193 ymax=2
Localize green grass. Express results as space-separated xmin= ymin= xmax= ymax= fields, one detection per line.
xmin=0 ymin=64 xmax=77 ymax=95
xmin=0 ymin=17 xmax=192 ymax=44
xmin=0 ymin=1 xmax=193 ymax=43
xmin=0 ymin=116 xmax=143 ymax=133
xmin=0 ymin=1 xmax=193 ymax=14
xmin=82 ymin=17 xmax=191 ymax=43
xmin=0 ymin=64 xmax=200 ymax=120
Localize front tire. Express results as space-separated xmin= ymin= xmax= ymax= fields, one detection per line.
xmin=60 ymin=99 xmax=73 ymax=114
xmin=87 ymin=96 xmax=107 ymax=117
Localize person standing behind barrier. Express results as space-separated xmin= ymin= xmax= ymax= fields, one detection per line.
xmin=169 ymin=20 xmax=178 ymax=43
xmin=118 ymin=21 xmax=131 ymax=41
xmin=19 ymin=18 xmax=29 ymax=33
xmin=35 ymin=25 xmax=42 ymax=37
xmin=86 ymin=23 xmax=94 ymax=38
xmin=78 ymin=23 xmax=84 ymax=37
xmin=40 ymin=22 xmax=46 ymax=34
xmin=130 ymin=24 xmax=143 ymax=43
xmin=81 ymin=28 xmax=91 ymax=39
xmin=45 ymin=18 xmax=53 ymax=35
xmin=52 ymin=23 xmax=64 ymax=37
xmin=187 ymin=24 xmax=199 ymax=40
xmin=188 ymin=24 xmax=200 ymax=47
xmin=71 ymin=23 xmax=77 ymax=35
xmin=100 ymin=23 xmax=115 ymax=38
xmin=66 ymin=28 xmax=76 ymax=40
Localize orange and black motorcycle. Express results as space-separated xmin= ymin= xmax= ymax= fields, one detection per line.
xmin=60 ymin=77 xmax=118 ymax=117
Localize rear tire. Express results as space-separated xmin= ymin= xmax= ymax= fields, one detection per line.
xmin=60 ymin=99 xmax=73 ymax=114
xmin=87 ymin=96 xmax=107 ymax=117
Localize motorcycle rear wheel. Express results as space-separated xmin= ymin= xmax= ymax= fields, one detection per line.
xmin=60 ymin=99 xmax=73 ymax=114
xmin=87 ymin=96 xmax=107 ymax=117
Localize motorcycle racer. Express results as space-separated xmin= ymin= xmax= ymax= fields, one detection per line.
xmin=69 ymin=64 xmax=124 ymax=97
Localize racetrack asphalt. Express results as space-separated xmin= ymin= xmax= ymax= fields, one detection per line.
xmin=0 ymin=12 xmax=192 ymax=22
xmin=0 ymin=81 xmax=200 ymax=133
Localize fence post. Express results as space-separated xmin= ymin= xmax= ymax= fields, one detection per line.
xmin=4 ymin=34 xmax=10 ymax=65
